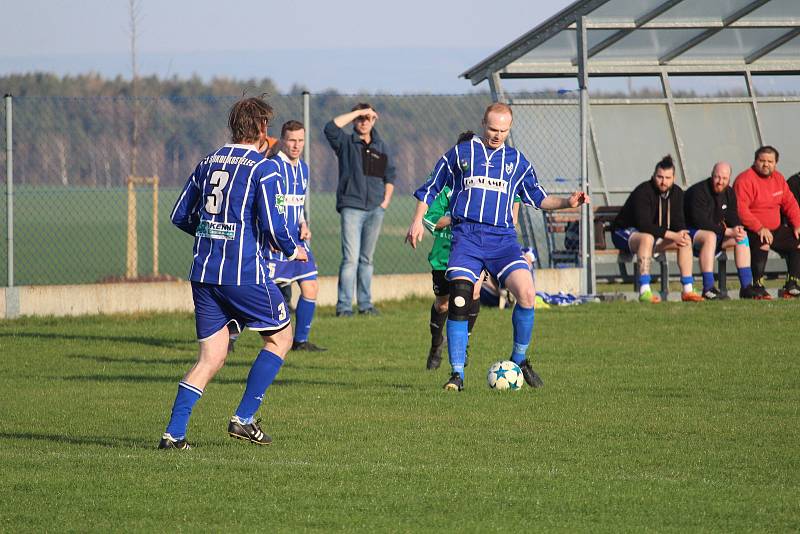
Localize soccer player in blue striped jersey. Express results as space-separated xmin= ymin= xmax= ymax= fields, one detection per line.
xmin=406 ymin=102 xmax=589 ymax=391
xmin=158 ymin=96 xmax=308 ymax=450
xmin=265 ymin=120 xmax=326 ymax=351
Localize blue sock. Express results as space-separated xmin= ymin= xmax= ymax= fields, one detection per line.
xmin=446 ymin=319 xmax=468 ymax=379
xmin=639 ymin=273 xmax=651 ymax=288
xmin=702 ymin=272 xmax=715 ymax=292
xmin=510 ymin=304 xmax=535 ymax=365
xmin=738 ymin=267 xmax=753 ymax=288
xmin=235 ymin=350 xmax=284 ymax=423
xmin=165 ymin=381 xmax=202 ymax=439
xmin=294 ymin=296 xmax=316 ymax=343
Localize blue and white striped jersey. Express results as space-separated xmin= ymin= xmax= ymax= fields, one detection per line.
xmin=171 ymin=143 xmax=298 ymax=285
xmin=266 ymin=151 xmax=309 ymax=261
xmin=413 ymin=136 xmax=548 ymax=227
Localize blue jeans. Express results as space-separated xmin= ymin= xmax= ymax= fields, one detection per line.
xmin=337 ymin=206 xmax=385 ymax=313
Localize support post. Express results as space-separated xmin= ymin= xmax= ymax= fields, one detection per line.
xmin=577 ymin=16 xmax=595 ymax=295
xmin=303 ymin=91 xmax=311 ymax=224
xmin=5 ymin=94 xmax=13 ymax=288
xmin=126 ymin=176 xmax=138 ymax=279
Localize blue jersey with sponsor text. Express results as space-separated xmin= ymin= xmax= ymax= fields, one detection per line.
xmin=413 ymin=136 xmax=548 ymax=227
xmin=266 ymin=151 xmax=310 ymax=261
xmin=171 ymin=143 xmax=298 ymax=285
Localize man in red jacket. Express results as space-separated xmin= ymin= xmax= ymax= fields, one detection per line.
xmin=733 ymin=145 xmax=800 ymax=299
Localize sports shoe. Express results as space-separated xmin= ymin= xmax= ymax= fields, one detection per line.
xmin=335 ymin=310 xmax=353 ymax=318
xmin=752 ymin=281 xmax=773 ymax=300
xmin=779 ymin=278 xmax=800 ymax=299
xmin=738 ymin=284 xmax=758 ymax=299
xmin=426 ymin=345 xmax=442 ymax=370
xmin=638 ymin=290 xmax=661 ymax=303
xmin=681 ymin=291 xmax=704 ymax=302
xmin=701 ymin=287 xmax=729 ymax=301
xmin=358 ymin=307 xmax=380 ymax=316
xmin=292 ymin=340 xmax=327 ymax=352
xmin=227 ymin=417 xmax=272 ymax=445
xmin=158 ymin=433 xmax=190 ymax=450
xmin=518 ymin=359 xmax=544 ymax=388
xmin=443 ymin=373 xmax=464 ymax=391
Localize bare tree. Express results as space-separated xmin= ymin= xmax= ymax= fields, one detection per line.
xmin=129 ymin=0 xmax=141 ymax=176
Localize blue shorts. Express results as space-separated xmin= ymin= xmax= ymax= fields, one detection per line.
xmin=612 ymin=227 xmax=637 ymax=254
xmin=688 ymin=228 xmax=724 ymax=257
xmin=445 ymin=222 xmax=528 ymax=285
xmin=267 ymin=247 xmax=318 ymax=286
xmin=191 ymin=281 xmax=290 ymax=341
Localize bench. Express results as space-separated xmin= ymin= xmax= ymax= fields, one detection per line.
xmin=543 ymin=206 xmax=728 ymax=299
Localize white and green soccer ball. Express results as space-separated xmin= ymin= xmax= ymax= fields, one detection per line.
xmin=487 ymin=360 xmax=524 ymax=391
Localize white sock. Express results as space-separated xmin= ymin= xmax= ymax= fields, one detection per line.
xmin=640 ymin=283 xmax=651 ymax=294
xmin=683 ymin=283 xmax=693 ymax=293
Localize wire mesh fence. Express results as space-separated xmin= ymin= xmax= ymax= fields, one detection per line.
xmin=0 ymin=93 xmax=579 ymax=286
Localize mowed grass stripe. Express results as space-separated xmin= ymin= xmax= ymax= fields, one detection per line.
xmin=0 ymin=299 xmax=798 ymax=531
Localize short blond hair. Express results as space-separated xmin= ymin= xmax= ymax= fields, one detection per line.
xmin=483 ymin=102 xmax=513 ymax=122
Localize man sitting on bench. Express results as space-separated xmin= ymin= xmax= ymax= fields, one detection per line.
xmin=734 ymin=145 xmax=800 ymax=299
xmin=684 ymin=161 xmax=758 ymax=300
xmin=611 ymin=154 xmax=703 ymax=303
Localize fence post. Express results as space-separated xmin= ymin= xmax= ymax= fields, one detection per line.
xmin=5 ymin=94 xmax=13 ymax=289
xmin=577 ymin=15 xmax=595 ymax=295
xmin=303 ymin=91 xmax=311 ymax=223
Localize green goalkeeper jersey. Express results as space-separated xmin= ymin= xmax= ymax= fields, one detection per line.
xmin=422 ymin=187 xmax=521 ymax=271
xmin=422 ymin=187 xmax=453 ymax=271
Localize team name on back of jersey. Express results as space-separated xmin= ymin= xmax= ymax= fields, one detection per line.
xmin=203 ymin=154 xmax=257 ymax=167
xmin=464 ymin=176 xmax=508 ymax=193
xmin=196 ymin=220 xmax=236 ymax=240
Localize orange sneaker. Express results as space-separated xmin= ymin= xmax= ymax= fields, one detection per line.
xmin=681 ymin=291 xmax=703 ymax=302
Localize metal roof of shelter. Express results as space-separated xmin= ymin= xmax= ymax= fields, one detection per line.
xmin=463 ymin=0 xmax=800 ymax=83
xmin=461 ymin=0 xmax=800 ymax=295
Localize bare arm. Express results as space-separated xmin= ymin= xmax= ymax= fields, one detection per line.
xmin=540 ymin=191 xmax=589 ymax=210
xmin=333 ymin=108 xmax=377 ymax=128
xmin=404 ymin=200 xmax=430 ymax=249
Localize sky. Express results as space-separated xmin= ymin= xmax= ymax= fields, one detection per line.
xmin=0 ymin=0 xmax=575 ymax=94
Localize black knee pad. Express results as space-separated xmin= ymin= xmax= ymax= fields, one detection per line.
xmin=448 ymin=279 xmax=474 ymax=322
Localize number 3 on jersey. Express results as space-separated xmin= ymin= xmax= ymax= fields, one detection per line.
xmin=205 ymin=170 xmax=230 ymax=214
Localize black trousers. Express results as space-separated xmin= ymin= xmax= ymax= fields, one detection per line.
xmin=747 ymin=225 xmax=800 ymax=281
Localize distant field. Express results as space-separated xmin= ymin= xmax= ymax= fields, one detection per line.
xmin=0 ymin=298 xmax=798 ymax=531
xmin=0 ymin=186 xmax=429 ymax=285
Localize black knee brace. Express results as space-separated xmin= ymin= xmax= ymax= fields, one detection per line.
xmin=448 ymin=279 xmax=474 ymax=322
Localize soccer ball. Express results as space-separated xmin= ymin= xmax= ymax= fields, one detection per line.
xmin=487 ymin=360 xmax=524 ymax=391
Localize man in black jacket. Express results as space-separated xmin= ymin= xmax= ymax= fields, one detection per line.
xmin=612 ymin=155 xmax=703 ymax=303
xmin=684 ymin=162 xmax=758 ymax=300
xmin=787 ymin=171 xmax=800 ymax=207
xmin=324 ymin=103 xmax=396 ymax=317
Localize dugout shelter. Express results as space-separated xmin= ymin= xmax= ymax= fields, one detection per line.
xmin=461 ymin=0 xmax=800 ymax=294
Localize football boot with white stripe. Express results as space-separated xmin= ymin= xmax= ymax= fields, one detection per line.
xmin=158 ymin=433 xmax=191 ymax=450
xmin=227 ymin=416 xmax=272 ymax=445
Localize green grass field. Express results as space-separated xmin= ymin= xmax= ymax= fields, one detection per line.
xmin=1 ymin=298 xmax=799 ymax=531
